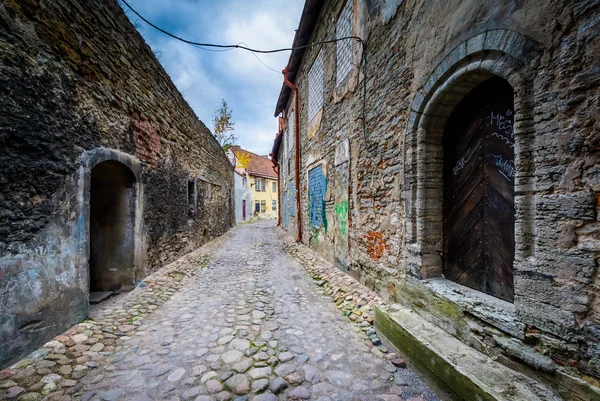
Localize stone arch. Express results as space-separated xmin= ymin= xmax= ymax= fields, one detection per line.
xmin=81 ymin=148 xmax=144 ymax=302
xmin=403 ymin=30 xmax=541 ymax=283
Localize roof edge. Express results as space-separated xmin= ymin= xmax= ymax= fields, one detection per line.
xmin=274 ymin=0 xmax=325 ymax=117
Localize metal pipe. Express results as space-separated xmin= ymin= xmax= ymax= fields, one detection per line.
xmin=282 ymin=67 xmax=302 ymax=243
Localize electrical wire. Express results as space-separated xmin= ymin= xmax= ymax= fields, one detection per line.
xmin=120 ymin=0 xmax=364 ymax=52
xmin=237 ymin=42 xmax=281 ymax=74
xmin=119 ymin=0 xmax=370 ymax=149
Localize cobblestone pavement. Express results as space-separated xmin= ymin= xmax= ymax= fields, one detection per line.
xmin=1 ymin=221 xmax=442 ymax=401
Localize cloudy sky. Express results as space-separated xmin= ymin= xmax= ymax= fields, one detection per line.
xmin=120 ymin=0 xmax=305 ymax=155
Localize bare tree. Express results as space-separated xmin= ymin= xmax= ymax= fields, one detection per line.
xmin=212 ymin=99 xmax=237 ymax=151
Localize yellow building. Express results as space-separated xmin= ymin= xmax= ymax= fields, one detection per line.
xmin=230 ymin=146 xmax=278 ymax=220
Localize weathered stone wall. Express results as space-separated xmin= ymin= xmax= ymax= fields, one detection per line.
xmin=0 ymin=0 xmax=234 ymax=368
xmin=277 ymin=0 xmax=600 ymax=396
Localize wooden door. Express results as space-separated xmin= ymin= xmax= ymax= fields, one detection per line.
xmin=443 ymin=77 xmax=515 ymax=302
xmin=242 ymin=200 xmax=246 ymax=221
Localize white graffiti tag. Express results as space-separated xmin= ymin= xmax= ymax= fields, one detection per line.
xmin=452 ymin=148 xmax=471 ymax=176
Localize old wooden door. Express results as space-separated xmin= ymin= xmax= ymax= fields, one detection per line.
xmin=443 ymin=77 xmax=515 ymax=302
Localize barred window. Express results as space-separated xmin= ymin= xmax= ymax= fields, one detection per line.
xmin=336 ymin=0 xmax=353 ymax=85
xmin=307 ymin=51 xmax=324 ymax=123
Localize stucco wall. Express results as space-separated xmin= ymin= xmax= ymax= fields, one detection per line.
xmin=0 ymin=0 xmax=234 ymax=368
xmin=277 ymin=0 xmax=600 ymax=395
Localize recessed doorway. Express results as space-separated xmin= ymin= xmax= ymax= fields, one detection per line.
xmin=89 ymin=160 xmax=137 ymax=302
xmin=443 ymin=76 xmax=515 ymax=302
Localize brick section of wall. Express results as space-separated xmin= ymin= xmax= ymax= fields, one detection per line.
xmin=276 ymin=0 xmax=600 ymax=391
xmin=0 ymin=0 xmax=234 ymax=368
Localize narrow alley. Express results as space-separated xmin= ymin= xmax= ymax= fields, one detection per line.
xmin=76 ymin=221 xmax=440 ymax=401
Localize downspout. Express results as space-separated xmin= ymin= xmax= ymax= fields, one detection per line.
xmin=283 ymin=67 xmax=302 ymax=243
xmin=270 ymin=154 xmax=281 ymax=227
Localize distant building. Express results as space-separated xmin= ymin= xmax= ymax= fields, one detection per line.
xmin=229 ymin=147 xmax=279 ymax=220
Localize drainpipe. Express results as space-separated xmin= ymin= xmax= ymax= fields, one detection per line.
xmin=270 ymin=153 xmax=281 ymax=227
xmin=283 ymin=67 xmax=302 ymax=243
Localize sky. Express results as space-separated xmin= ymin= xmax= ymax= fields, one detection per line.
xmin=120 ymin=0 xmax=305 ymax=155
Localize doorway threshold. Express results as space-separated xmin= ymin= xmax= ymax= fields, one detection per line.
xmin=89 ymin=291 xmax=113 ymax=304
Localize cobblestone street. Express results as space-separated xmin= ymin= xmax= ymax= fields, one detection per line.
xmin=1 ymin=221 xmax=442 ymax=401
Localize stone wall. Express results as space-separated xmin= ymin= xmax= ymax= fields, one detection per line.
xmin=0 ymin=0 xmax=234 ymax=368
xmin=276 ymin=0 xmax=600 ymax=396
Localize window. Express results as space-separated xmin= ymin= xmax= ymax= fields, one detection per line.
xmin=308 ymin=51 xmax=324 ymax=123
xmin=272 ymin=200 xmax=277 ymax=211
xmin=254 ymin=178 xmax=265 ymax=192
xmin=242 ymin=177 xmax=247 ymax=187
xmin=336 ymin=0 xmax=354 ymax=85
xmin=187 ymin=180 xmax=196 ymax=216
xmin=261 ymin=200 xmax=266 ymax=213
xmin=272 ymin=182 xmax=277 ymax=192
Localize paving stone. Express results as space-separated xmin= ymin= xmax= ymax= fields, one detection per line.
xmin=205 ymin=379 xmax=223 ymax=394
xmin=194 ymin=397 xmax=214 ymax=401
xmin=100 ymin=389 xmax=123 ymax=401
xmin=225 ymin=374 xmax=250 ymax=395
xmin=251 ymin=379 xmax=269 ymax=393
xmin=278 ymin=352 xmax=294 ymax=362
xmin=250 ymin=394 xmax=277 ymax=401
xmin=269 ymin=377 xmax=287 ymax=393
xmin=221 ymin=350 xmax=243 ymax=364
xmin=274 ymin=364 xmax=296 ymax=376
xmin=168 ymin=368 xmax=186 ymax=382
xmin=288 ymin=386 xmax=311 ymax=399
xmin=378 ymin=394 xmax=403 ymax=401
xmin=182 ymin=386 xmax=204 ymax=399
xmin=247 ymin=367 xmax=271 ymax=380
xmin=229 ymin=339 xmax=250 ymax=351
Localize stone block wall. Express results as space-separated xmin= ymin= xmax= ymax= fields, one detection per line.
xmin=0 ymin=0 xmax=234 ymax=368
xmin=276 ymin=0 xmax=600 ymax=396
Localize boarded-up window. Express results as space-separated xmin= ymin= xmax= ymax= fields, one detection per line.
xmin=307 ymin=51 xmax=324 ymax=123
xmin=336 ymin=0 xmax=353 ymax=85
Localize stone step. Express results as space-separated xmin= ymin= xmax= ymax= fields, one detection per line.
xmin=89 ymin=291 xmax=113 ymax=304
xmin=374 ymin=304 xmax=565 ymax=401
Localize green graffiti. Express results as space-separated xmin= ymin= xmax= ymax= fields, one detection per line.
xmin=311 ymin=228 xmax=320 ymax=244
xmin=334 ymin=201 xmax=349 ymax=235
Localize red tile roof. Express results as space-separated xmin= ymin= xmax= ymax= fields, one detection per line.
xmin=232 ymin=146 xmax=278 ymax=180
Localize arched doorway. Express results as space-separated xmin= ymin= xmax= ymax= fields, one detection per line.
xmin=442 ymin=76 xmax=515 ymax=302
xmin=89 ymin=160 xmax=137 ymax=299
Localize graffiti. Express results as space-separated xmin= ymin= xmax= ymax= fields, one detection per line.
xmin=0 ymin=236 xmax=80 ymax=350
xmin=490 ymin=110 xmax=514 ymax=138
xmin=492 ymin=154 xmax=515 ymax=182
xmin=452 ymin=148 xmax=471 ymax=176
xmin=491 ymin=132 xmax=515 ymax=148
xmin=308 ymin=165 xmax=327 ymax=230
xmin=334 ymin=201 xmax=349 ymax=236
